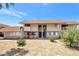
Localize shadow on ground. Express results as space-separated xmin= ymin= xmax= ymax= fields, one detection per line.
xmin=65 ymin=45 xmax=79 ymax=51
xmin=70 ymin=47 xmax=79 ymax=51
xmin=0 ymin=48 xmax=29 ymax=56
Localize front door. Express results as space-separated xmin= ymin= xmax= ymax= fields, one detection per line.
xmin=43 ymin=25 xmax=46 ymax=38
xmin=38 ymin=25 xmax=47 ymax=38
xmin=38 ymin=25 xmax=42 ymax=38
xmin=38 ymin=32 xmax=42 ymax=38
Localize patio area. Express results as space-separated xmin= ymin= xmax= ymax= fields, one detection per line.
xmin=0 ymin=39 xmax=79 ymax=56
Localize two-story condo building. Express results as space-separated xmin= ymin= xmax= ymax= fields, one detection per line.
xmin=0 ymin=20 xmax=79 ymax=39
xmin=20 ymin=20 xmax=79 ymax=39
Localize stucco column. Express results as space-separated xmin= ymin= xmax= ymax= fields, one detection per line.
xmin=20 ymin=27 xmax=24 ymax=39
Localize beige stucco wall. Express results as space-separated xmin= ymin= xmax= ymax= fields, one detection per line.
xmin=24 ymin=27 xmax=31 ymax=31
xmin=4 ymin=31 xmax=21 ymax=38
xmin=24 ymin=23 xmax=62 ymax=32
xmin=30 ymin=24 xmax=38 ymax=32
xmin=24 ymin=24 xmax=38 ymax=32
xmin=47 ymin=24 xmax=61 ymax=31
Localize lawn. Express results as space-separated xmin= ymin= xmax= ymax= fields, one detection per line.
xmin=0 ymin=39 xmax=79 ymax=56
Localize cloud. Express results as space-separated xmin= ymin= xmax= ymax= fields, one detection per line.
xmin=0 ymin=8 xmax=27 ymax=18
xmin=10 ymin=9 xmax=27 ymax=16
xmin=16 ymin=11 xmax=27 ymax=16
xmin=41 ymin=3 xmax=50 ymax=6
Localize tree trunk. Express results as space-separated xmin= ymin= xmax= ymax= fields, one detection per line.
xmin=70 ymin=42 xmax=73 ymax=47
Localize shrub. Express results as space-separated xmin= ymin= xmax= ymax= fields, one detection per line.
xmin=61 ymin=28 xmax=79 ymax=47
xmin=48 ymin=36 xmax=55 ymax=42
xmin=17 ymin=39 xmax=26 ymax=47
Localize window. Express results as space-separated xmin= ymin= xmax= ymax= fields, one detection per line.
xmin=49 ymin=32 xmax=51 ymax=35
xmin=50 ymin=32 xmax=56 ymax=36
xmin=51 ymin=32 xmax=53 ymax=35
xmin=53 ymin=32 xmax=56 ymax=35
xmin=55 ymin=32 xmax=58 ymax=36
xmin=49 ymin=32 xmax=55 ymax=36
xmin=24 ymin=24 xmax=31 ymax=27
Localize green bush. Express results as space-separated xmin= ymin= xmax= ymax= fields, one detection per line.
xmin=61 ymin=28 xmax=79 ymax=47
xmin=48 ymin=36 xmax=55 ymax=42
xmin=17 ymin=39 xmax=26 ymax=47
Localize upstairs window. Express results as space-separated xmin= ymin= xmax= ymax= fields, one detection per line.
xmin=24 ymin=24 xmax=31 ymax=27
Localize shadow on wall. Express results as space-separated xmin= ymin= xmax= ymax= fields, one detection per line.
xmin=0 ymin=48 xmax=29 ymax=56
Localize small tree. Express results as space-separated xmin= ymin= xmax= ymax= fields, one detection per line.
xmin=61 ymin=28 xmax=79 ymax=47
xmin=17 ymin=39 xmax=26 ymax=48
xmin=48 ymin=36 xmax=55 ymax=42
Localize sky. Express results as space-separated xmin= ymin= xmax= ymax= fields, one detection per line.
xmin=0 ymin=3 xmax=79 ymax=26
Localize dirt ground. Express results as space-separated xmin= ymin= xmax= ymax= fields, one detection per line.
xmin=0 ymin=39 xmax=79 ymax=56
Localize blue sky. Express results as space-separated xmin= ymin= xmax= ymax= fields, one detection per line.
xmin=0 ymin=3 xmax=79 ymax=26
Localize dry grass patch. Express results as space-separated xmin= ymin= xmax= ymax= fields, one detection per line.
xmin=0 ymin=39 xmax=79 ymax=56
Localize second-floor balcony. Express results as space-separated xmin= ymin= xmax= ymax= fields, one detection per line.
xmin=62 ymin=27 xmax=69 ymax=30
xmin=62 ymin=26 xmax=77 ymax=30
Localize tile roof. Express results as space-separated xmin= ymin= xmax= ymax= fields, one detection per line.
xmin=20 ymin=20 xmax=65 ymax=24
xmin=0 ymin=24 xmax=10 ymax=29
xmin=20 ymin=20 xmax=79 ymax=25
xmin=0 ymin=27 xmax=21 ymax=32
xmin=65 ymin=21 xmax=79 ymax=25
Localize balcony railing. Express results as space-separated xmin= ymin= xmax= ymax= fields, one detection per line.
xmin=62 ymin=26 xmax=76 ymax=30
